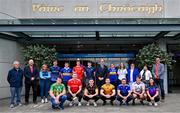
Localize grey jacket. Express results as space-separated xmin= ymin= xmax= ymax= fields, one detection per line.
xmin=152 ymin=63 xmax=165 ymax=79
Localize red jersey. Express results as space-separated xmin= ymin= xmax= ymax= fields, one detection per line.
xmin=68 ymin=78 xmax=82 ymax=93
xmin=73 ymin=66 xmax=84 ymax=80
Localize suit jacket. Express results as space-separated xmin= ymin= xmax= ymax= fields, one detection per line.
xmin=152 ymin=63 xmax=165 ymax=79
xmin=127 ymin=68 xmax=139 ymax=83
xmin=96 ymin=64 xmax=108 ymax=81
xmin=24 ymin=65 xmax=39 ymax=84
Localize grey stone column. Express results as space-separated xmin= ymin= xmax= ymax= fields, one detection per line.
xmin=156 ymin=38 xmax=168 ymax=94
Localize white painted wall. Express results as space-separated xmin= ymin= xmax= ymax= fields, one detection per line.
xmin=0 ymin=38 xmax=24 ymax=99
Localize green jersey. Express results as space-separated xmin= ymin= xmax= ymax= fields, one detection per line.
xmin=50 ymin=83 xmax=65 ymax=96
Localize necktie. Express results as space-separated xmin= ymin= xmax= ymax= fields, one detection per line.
xmin=30 ymin=66 xmax=33 ymax=74
xmin=155 ymin=64 xmax=159 ymax=79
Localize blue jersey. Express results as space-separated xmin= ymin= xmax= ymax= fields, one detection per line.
xmin=108 ymin=68 xmax=118 ymax=82
xmin=49 ymin=66 xmax=61 ymax=82
xmin=117 ymin=84 xmax=131 ymax=96
xmin=85 ymin=66 xmax=95 ymax=79
xmin=61 ymin=67 xmax=72 ymax=82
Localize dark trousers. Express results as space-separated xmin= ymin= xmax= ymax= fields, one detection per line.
xmin=100 ymin=95 xmax=116 ymax=102
xmin=25 ymin=81 xmax=37 ymax=103
xmin=83 ymin=95 xmax=99 ymax=102
xmin=117 ymin=95 xmax=133 ymax=103
xmin=110 ymin=81 xmax=119 ymax=90
xmin=96 ymin=80 xmax=105 ymax=94
xmin=10 ymin=87 xmax=22 ymax=104
xmin=67 ymin=92 xmax=82 ymax=102
xmin=40 ymin=79 xmax=50 ymax=99
xmin=154 ymin=79 xmax=165 ymax=99
xmin=147 ymin=96 xmax=160 ymax=102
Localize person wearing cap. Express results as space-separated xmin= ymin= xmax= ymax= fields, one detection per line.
xmin=67 ymin=73 xmax=83 ymax=106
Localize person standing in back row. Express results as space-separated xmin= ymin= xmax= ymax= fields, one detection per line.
xmin=24 ymin=59 xmax=39 ymax=105
xmin=152 ymin=57 xmax=165 ymax=101
xmin=7 ymin=61 xmax=23 ymax=108
xmin=96 ymin=58 xmax=108 ymax=94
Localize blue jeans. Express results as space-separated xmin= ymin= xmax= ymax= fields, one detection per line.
xmin=40 ymin=79 xmax=50 ymax=98
xmin=50 ymin=95 xmax=67 ymax=108
xmin=10 ymin=87 xmax=22 ymax=104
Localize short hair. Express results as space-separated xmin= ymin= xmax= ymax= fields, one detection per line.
xmin=136 ymin=76 xmax=141 ymax=79
xmin=57 ymin=76 xmax=62 ymax=80
xmin=13 ymin=61 xmax=20 ymax=65
xmin=121 ymin=78 xmax=126 ymax=81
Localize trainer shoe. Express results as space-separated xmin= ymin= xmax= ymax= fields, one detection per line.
xmin=86 ymin=102 xmax=90 ymax=106
xmin=78 ymin=102 xmax=82 ymax=106
xmin=41 ymin=99 xmax=45 ymax=103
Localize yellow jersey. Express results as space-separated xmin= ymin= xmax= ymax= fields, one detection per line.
xmin=101 ymin=84 xmax=115 ymax=95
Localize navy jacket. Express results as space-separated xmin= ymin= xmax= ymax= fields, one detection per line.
xmin=24 ymin=65 xmax=39 ymax=84
xmin=7 ymin=68 xmax=24 ymax=88
xmin=96 ymin=64 xmax=108 ymax=79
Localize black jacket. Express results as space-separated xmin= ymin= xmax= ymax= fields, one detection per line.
xmin=24 ymin=65 xmax=39 ymax=84
xmin=96 ymin=64 xmax=108 ymax=79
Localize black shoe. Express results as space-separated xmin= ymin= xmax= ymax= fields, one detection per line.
xmin=33 ymin=101 xmax=37 ymax=104
xmin=132 ymin=100 xmax=135 ymax=105
xmin=59 ymin=105 xmax=64 ymax=110
xmin=140 ymin=101 xmax=144 ymax=105
xmin=102 ymin=101 xmax=106 ymax=106
xmin=119 ymin=101 xmax=123 ymax=106
xmin=52 ymin=105 xmax=56 ymax=109
xmin=126 ymin=102 xmax=129 ymax=106
xmin=110 ymin=101 xmax=114 ymax=106
xmin=24 ymin=102 xmax=29 ymax=105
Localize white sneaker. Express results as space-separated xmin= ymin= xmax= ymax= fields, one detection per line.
xmin=93 ymin=102 xmax=97 ymax=107
xmin=86 ymin=102 xmax=90 ymax=106
xmin=73 ymin=97 xmax=78 ymax=101
xmin=45 ymin=98 xmax=48 ymax=103
xmin=78 ymin=102 xmax=82 ymax=106
xmin=18 ymin=103 xmax=22 ymax=106
xmin=149 ymin=102 xmax=153 ymax=106
xmin=41 ymin=99 xmax=45 ymax=103
xmin=154 ymin=102 xmax=158 ymax=107
xmin=10 ymin=104 xmax=14 ymax=108
xmin=69 ymin=101 xmax=74 ymax=107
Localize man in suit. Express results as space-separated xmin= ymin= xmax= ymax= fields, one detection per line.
xmin=24 ymin=59 xmax=39 ymax=105
xmin=152 ymin=57 xmax=165 ymax=100
xmin=96 ymin=58 xmax=108 ymax=94
xmin=127 ymin=63 xmax=139 ymax=88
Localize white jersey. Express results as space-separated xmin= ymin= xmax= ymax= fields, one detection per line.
xmin=132 ymin=82 xmax=145 ymax=93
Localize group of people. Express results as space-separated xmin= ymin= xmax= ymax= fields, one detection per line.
xmin=7 ymin=57 xmax=165 ymax=109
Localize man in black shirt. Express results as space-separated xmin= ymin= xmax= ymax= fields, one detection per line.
xmin=83 ymin=79 xmax=99 ymax=107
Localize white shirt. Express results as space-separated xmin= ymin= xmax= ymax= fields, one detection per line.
xmin=140 ymin=69 xmax=152 ymax=81
xmin=130 ymin=69 xmax=134 ymax=82
xmin=132 ymin=82 xmax=145 ymax=93
xmin=117 ymin=68 xmax=127 ymax=80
